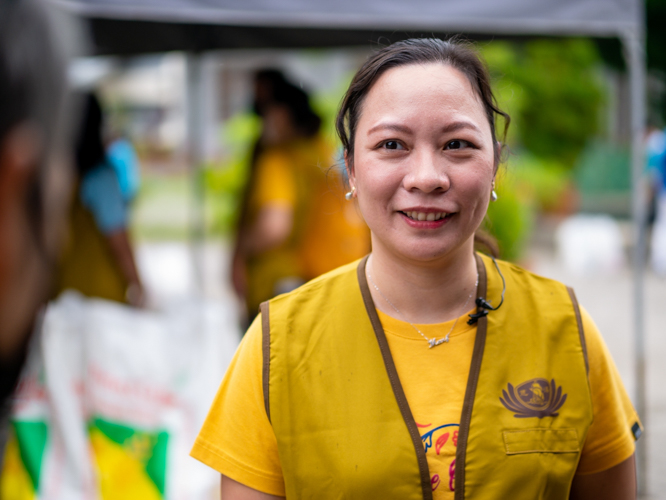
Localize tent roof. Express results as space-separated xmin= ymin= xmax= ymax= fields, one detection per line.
xmin=52 ymin=0 xmax=641 ymax=55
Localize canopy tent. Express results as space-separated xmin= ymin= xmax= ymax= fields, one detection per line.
xmin=50 ymin=0 xmax=648 ymax=492
xmin=54 ymin=0 xmax=640 ymax=54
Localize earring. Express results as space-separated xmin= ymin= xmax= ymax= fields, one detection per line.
xmin=491 ymin=181 xmax=498 ymax=202
xmin=345 ymin=186 xmax=356 ymax=201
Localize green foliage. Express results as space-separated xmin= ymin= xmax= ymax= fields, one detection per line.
xmin=481 ymin=39 xmax=605 ymax=168
xmin=485 ymin=180 xmax=533 ymax=262
xmin=478 ymin=39 xmax=605 ymax=260
xmin=202 ymin=113 xmax=262 ymax=235
xmin=484 ymin=153 xmax=571 ymax=261
xmin=509 ymin=152 xmax=572 ymax=212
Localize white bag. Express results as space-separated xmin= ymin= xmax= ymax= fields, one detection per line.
xmin=1 ymin=291 xmax=239 ymax=500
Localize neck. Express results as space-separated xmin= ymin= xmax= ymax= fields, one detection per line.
xmin=367 ymin=243 xmax=479 ymax=325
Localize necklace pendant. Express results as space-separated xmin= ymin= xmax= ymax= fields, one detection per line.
xmin=429 ymin=337 xmax=448 ymax=348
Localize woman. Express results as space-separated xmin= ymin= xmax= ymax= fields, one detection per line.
xmin=232 ymin=70 xmax=369 ymax=321
xmin=193 ymin=39 xmax=640 ymax=499
xmin=55 ymin=93 xmax=145 ymax=307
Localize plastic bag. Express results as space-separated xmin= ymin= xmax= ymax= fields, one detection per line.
xmin=1 ymin=291 xmax=239 ymax=500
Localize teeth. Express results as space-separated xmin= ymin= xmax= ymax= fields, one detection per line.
xmin=406 ymin=211 xmax=446 ymax=221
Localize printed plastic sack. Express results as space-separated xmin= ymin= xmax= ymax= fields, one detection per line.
xmin=1 ymin=291 xmax=240 ymax=500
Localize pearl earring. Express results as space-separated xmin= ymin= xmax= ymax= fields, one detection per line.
xmin=345 ymin=186 xmax=356 ymax=201
xmin=491 ymin=181 xmax=498 ymax=202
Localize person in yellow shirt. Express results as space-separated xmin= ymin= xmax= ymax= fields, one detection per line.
xmin=232 ymin=70 xmax=369 ymax=320
xmin=193 ymin=300 xmax=637 ymax=499
xmin=195 ymin=39 xmax=639 ymax=499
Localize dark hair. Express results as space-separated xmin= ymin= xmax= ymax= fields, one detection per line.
xmin=253 ymin=69 xmax=321 ymax=137
xmin=75 ymin=93 xmax=106 ymax=177
xmin=0 ymin=0 xmax=75 ymax=248
xmin=336 ymin=37 xmax=510 ymax=168
xmin=0 ymin=0 xmax=72 ymax=157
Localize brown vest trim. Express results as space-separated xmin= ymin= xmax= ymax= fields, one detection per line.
xmin=260 ymin=301 xmax=272 ymax=423
xmin=454 ymin=253 xmax=489 ymax=500
xmin=566 ymin=287 xmax=589 ymax=375
xmin=357 ymin=256 xmax=433 ymax=500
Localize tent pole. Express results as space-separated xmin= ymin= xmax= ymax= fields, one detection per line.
xmin=622 ymin=30 xmax=647 ymax=497
xmin=186 ymin=52 xmax=206 ymax=294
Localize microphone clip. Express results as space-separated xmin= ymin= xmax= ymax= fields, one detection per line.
xmin=467 ymin=297 xmax=494 ymax=325
xmin=467 ymin=309 xmax=488 ymax=325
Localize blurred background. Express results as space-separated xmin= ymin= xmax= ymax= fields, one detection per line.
xmin=3 ymin=0 xmax=666 ymax=498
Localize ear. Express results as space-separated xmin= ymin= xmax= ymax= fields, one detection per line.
xmin=493 ymin=141 xmax=503 ymax=174
xmin=344 ymin=150 xmax=355 ymax=188
xmin=0 ymin=124 xmax=42 ymax=303
xmin=0 ymin=124 xmax=42 ymax=212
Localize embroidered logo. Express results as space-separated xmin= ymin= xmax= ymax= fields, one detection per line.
xmin=500 ymin=378 xmax=567 ymax=418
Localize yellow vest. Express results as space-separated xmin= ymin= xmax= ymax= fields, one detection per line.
xmin=262 ymin=253 xmax=592 ymax=499
xmin=54 ymin=189 xmax=129 ymax=303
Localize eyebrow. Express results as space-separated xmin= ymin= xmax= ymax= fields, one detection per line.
xmin=366 ymin=120 xmax=482 ymax=135
xmin=367 ymin=122 xmax=412 ymax=135
xmin=441 ymin=121 xmax=482 ymax=134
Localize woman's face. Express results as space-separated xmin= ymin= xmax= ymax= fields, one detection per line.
xmin=349 ymin=63 xmax=496 ymax=266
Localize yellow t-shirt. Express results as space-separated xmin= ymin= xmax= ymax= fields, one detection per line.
xmin=250 ymin=148 xmax=297 ymax=211
xmin=244 ymin=139 xmax=369 ymax=313
xmin=191 ymin=306 xmax=638 ymax=498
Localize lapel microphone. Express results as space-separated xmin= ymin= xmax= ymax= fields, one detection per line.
xmin=468 ymin=256 xmax=506 ymax=325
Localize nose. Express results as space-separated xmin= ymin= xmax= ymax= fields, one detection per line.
xmin=402 ymin=149 xmax=450 ymax=193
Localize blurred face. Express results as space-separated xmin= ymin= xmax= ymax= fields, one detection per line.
xmin=348 ymin=63 xmax=496 ymax=266
xmin=262 ymin=103 xmax=297 ymax=145
xmin=0 ymin=124 xmax=72 ymax=364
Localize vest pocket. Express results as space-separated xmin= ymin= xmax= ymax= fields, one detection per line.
xmin=503 ymin=428 xmax=580 ymax=455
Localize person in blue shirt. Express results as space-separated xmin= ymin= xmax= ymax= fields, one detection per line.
xmin=107 ymin=134 xmax=141 ymax=205
xmin=55 ymin=93 xmax=146 ymax=307
xmin=647 ymin=126 xmax=666 ymax=275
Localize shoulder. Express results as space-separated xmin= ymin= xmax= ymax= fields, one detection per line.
xmin=479 ymin=253 xmax=572 ymax=300
xmin=256 ymin=145 xmax=292 ymax=170
xmin=264 ymin=258 xmax=367 ymax=339
xmin=269 ymin=258 xmax=363 ymax=307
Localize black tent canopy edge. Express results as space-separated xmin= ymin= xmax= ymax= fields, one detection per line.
xmin=86 ymin=18 xmax=633 ymax=56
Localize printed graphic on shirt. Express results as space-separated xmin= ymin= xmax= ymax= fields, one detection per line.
xmin=418 ymin=422 xmax=459 ymax=493
xmin=500 ymin=378 xmax=567 ymax=418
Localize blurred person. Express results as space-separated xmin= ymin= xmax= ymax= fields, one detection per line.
xmin=107 ymin=132 xmax=141 ymax=206
xmin=231 ymin=70 xmax=369 ymax=322
xmin=194 ymin=39 xmax=639 ymax=499
xmin=0 ymin=0 xmax=73 ymax=414
xmin=54 ymin=93 xmax=146 ymax=307
xmin=646 ymin=125 xmax=666 ymax=275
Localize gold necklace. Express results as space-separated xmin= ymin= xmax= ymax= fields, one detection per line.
xmin=367 ymin=259 xmax=478 ymax=348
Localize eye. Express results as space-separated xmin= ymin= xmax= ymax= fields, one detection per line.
xmin=381 ymin=140 xmax=404 ymax=150
xmin=445 ymin=139 xmax=473 ymax=150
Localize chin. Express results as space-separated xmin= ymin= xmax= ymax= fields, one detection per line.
xmin=400 ymin=237 xmax=474 ymax=263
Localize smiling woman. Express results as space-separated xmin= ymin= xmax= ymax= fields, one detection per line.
xmin=191 ymin=38 xmax=640 ymax=500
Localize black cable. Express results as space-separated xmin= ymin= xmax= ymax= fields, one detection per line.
xmin=467 ymin=256 xmax=506 ymax=325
